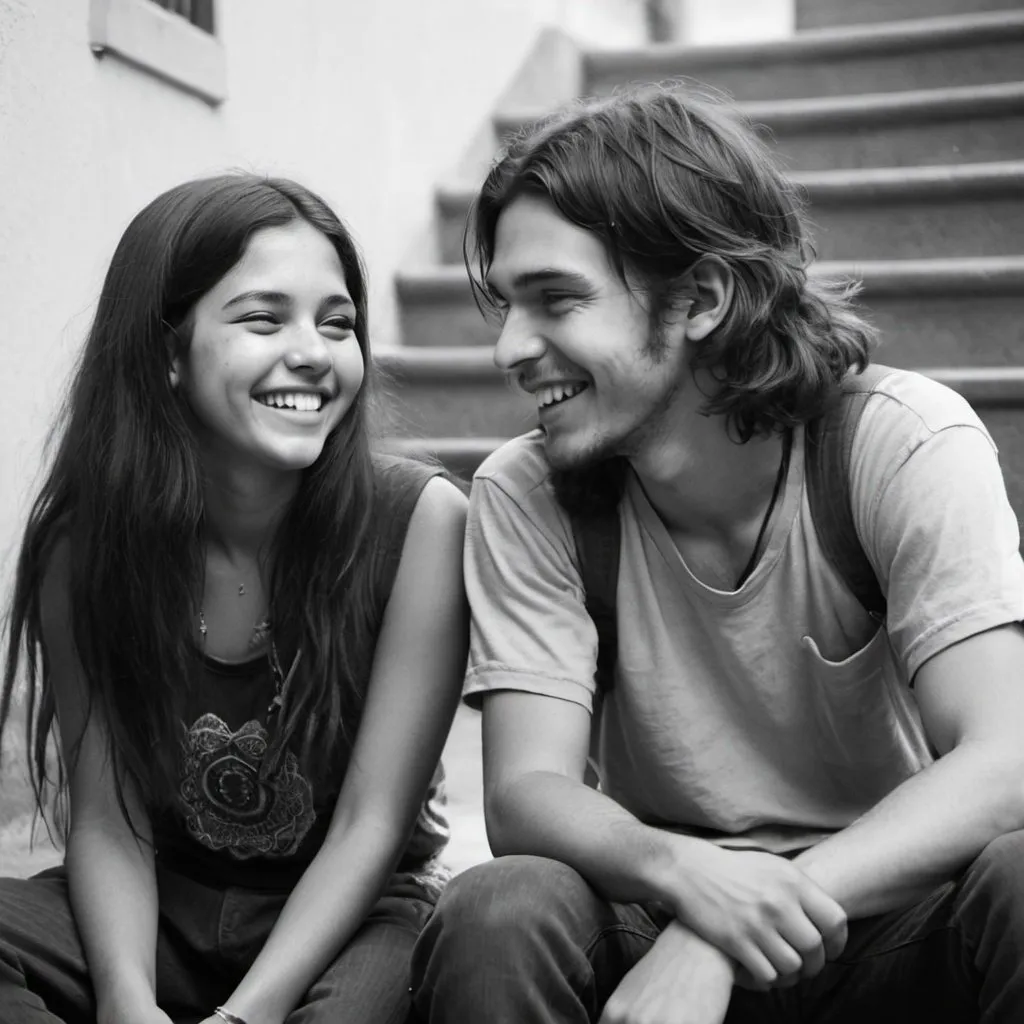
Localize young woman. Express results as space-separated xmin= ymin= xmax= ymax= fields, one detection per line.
xmin=0 ymin=174 xmax=468 ymax=1024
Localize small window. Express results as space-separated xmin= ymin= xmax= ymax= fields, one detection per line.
xmin=149 ymin=0 xmax=215 ymax=35
xmin=89 ymin=0 xmax=226 ymax=105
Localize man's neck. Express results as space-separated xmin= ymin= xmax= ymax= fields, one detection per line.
xmin=628 ymin=408 xmax=789 ymax=542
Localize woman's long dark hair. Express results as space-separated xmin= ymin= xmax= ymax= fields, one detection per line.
xmin=1 ymin=174 xmax=383 ymax=834
xmin=469 ymin=84 xmax=878 ymax=445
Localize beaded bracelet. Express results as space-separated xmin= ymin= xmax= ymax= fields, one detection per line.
xmin=213 ymin=1007 xmax=248 ymax=1024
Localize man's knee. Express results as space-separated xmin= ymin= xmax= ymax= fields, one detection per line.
xmin=965 ymin=830 xmax=1024 ymax=897
xmin=411 ymin=854 xmax=597 ymax=992
xmin=956 ymin=829 xmax=1024 ymax=949
xmin=425 ymin=855 xmax=589 ymax=946
xmin=410 ymin=856 xmax=604 ymax=1018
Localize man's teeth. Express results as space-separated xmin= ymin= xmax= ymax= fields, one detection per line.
xmin=536 ymin=382 xmax=587 ymax=409
xmin=255 ymin=392 xmax=324 ymax=412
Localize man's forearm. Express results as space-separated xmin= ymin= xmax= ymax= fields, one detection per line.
xmin=795 ymin=741 xmax=1024 ymax=919
xmin=489 ymin=769 xmax=698 ymax=908
xmin=66 ymin=823 xmax=161 ymax=1021
xmin=491 ymin=768 xmax=851 ymax=990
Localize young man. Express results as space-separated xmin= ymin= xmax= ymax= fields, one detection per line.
xmin=410 ymin=87 xmax=1024 ymax=1023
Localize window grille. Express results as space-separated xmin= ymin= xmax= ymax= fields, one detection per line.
xmin=149 ymin=0 xmax=215 ymax=34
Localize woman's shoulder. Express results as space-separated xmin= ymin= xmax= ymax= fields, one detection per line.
xmin=363 ymin=456 xmax=467 ymax=607
xmin=371 ymin=453 xmax=467 ymax=519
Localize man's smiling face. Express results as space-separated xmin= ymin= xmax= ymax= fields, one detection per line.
xmin=487 ymin=194 xmax=690 ymax=470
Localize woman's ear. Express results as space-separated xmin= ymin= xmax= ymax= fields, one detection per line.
xmin=679 ymin=256 xmax=734 ymax=341
xmin=163 ymin=318 xmax=184 ymax=389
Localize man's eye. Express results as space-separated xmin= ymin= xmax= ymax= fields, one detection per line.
xmin=541 ymin=293 xmax=579 ymax=314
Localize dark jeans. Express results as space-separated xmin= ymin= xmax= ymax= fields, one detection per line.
xmin=411 ymin=831 xmax=1024 ymax=1023
xmin=0 ymin=862 xmax=436 ymax=1024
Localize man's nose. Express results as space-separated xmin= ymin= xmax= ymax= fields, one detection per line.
xmin=493 ymin=307 xmax=546 ymax=373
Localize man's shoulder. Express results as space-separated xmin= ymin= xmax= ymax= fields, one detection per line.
xmin=474 ymin=430 xmax=556 ymax=501
xmin=470 ymin=431 xmax=579 ymax=552
xmin=860 ymin=367 xmax=987 ymax=441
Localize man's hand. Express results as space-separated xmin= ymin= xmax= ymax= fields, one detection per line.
xmin=669 ymin=843 xmax=847 ymax=990
xmin=599 ymin=920 xmax=734 ymax=1024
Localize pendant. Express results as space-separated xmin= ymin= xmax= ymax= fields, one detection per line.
xmin=249 ymin=618 xmax=272 ymax=651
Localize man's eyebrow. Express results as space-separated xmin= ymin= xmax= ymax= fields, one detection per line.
xmin=486 ymin=269 xmax=592 ymax=295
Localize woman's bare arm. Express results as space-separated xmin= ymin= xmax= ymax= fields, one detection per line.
xmin=41 ymin=541 xmax=170 ymax=1024
xmin=215 ymin=476 xmax=469 ymax=1024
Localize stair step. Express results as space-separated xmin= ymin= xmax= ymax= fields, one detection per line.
xmin=585 ymin=11 xmax=1024 ymax=102
xmin=437 ymin=161 xmax=1024 ymax=264
xmin=799 ymin=162 xmax=1024 ymax=260
xmin=497 ymin=82 xmax=1024 ymax=170
xmin=381 ymin=367 xmax=1024 ymax=517
xmin=796 ymin=0 xmax=1024 ymax=32
xmin=395 ymin=266 xmax=493 ymax=349
xmin=375 ymin=346 xmax=534 ymax=439
xmin=845 ymin=256 xmax=1024 ymax=365
xmin=395 ymin=256 xmax=1024 ymax=363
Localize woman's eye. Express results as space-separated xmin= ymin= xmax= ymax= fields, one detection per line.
xmin=240 ymin=312 xmax=279 ymax=327
xmin=321 ymin=316 xmax=355 ymax=335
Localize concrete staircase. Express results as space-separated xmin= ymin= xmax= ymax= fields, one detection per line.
xmin=378 ymin=1 xmax=1024 ymax=517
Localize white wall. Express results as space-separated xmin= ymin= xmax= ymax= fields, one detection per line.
xmin=0 ymin=0 xmax=646 ymax=579
xmin=682 ymin=0 xmax=794 ymax=44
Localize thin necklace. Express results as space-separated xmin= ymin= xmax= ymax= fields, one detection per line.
xmin=734 ymin=430 xmax=792 ymax=589
xmin=197 ymin=609 xmax=286 ymax=719
xmin=197 ymin=609 xmax=271 ymax=651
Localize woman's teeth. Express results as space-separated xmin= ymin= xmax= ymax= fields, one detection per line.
xmin=255 ymin=392 xmax=324 ymax=412
xmin=536 ymin=382 xmax=587 ymax=410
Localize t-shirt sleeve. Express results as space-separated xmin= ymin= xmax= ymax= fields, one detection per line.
xmin=852 ymin=386 xmax=1024 ymax=681
xmin=463 ymin=475 xmax=599 ymax=711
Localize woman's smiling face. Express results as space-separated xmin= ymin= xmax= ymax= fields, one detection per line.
xmin=173 ymin=219 xmax=365 ymax=476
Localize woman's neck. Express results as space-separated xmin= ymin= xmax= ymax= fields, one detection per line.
xmin=201 ymin=462 xmax=299 ymax=564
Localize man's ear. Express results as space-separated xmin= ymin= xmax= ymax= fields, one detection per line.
xmin=679 ymin=256 xmax=733 ymax=341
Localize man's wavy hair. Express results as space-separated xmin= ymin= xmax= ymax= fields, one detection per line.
xmin=468 ymin=85 xmax=878 ymax=447
xmin=1 ymin=174 xmax=384 ymax=837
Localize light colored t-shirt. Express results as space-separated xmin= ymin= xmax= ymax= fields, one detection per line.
xmin=464 ymin=369 xmax=1024 ymax=853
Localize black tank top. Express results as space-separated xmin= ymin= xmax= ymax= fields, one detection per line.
xmin=151 ymin=456 xmax=453 ymax=893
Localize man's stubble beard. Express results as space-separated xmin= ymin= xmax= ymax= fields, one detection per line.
xmin=543 ymin=366 xmax=686 ymax=473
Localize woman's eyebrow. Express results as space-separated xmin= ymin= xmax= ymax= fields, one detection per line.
xmin=222 ymin=291 xmax=356 ymax=313
xmin=321 ymin=294 xmax=357 ymax=313
xmin=222 ymin=289 xmax=291 ymax=310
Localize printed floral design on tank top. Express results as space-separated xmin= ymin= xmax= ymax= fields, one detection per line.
xmin=179 ymin=713 xmax=315 ymax=858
